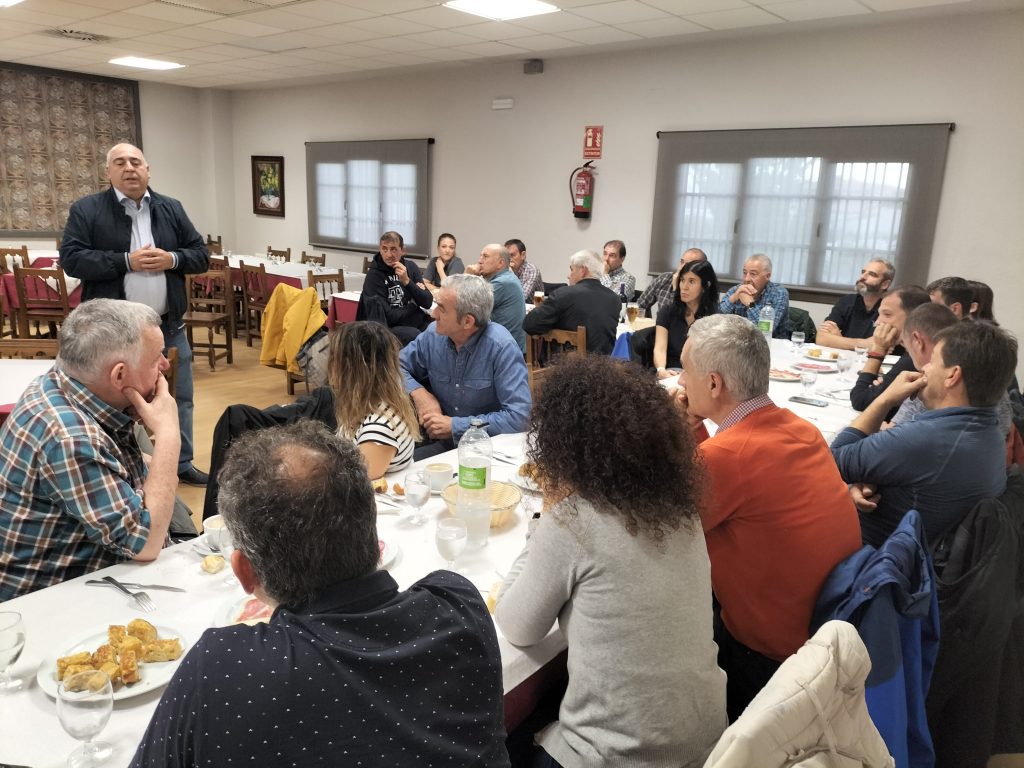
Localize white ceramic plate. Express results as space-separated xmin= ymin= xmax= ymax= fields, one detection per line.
xmin=190 ymin=533 xmax=220 ymax=557
xmin=803 ymin=348 xmax=842 ymax=362
xmin=791 ymin=361 xmax=838 ymax=374
xmin=510 ymin=465 xmax=540 ymax=493
xmin=214 ymin=594 xmax=272 ymax=627
xmin=37 ymin=621 xmax=188 ymax=701
xmin=379 ymin=538 xmax=398 ymax=569
xmin=769 ymin=368 xmax=801 ymax=382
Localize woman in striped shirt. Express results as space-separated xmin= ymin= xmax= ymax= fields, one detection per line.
xmin=328 ymin=322 xmax=419 ymax=478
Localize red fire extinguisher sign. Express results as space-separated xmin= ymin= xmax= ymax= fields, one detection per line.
xmin=583 ymin=125 xmax=603 ymax=159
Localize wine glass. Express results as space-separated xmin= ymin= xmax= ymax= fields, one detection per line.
xmin=57 ymin=670 xmax=114 ymax=767
xmin=0 ymin=611 xmax=25 ymax=693
xmin=800 ymin=370 xmax=818 ymax=396
xmin=404 ymin=470 xmax=430 ymax=527
xmin=854 ymin=345 xmax=868 ymax=366
xmin=791 ymin=331 xmax=805 ymax=352
xmin=436 ymin=518 xmax=468 ymax=570
xmin=836 ymin=354 xmax=853 ymax=381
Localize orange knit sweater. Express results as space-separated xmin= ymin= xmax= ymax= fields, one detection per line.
xmin=698 ymin=404 xmax=861 ymax=660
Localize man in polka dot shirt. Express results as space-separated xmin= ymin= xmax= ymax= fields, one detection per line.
xmin=130 ymin=421 xmax=510 ymax=766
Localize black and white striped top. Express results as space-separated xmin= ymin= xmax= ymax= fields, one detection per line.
xmin=351 ymin=403 xmax=415 ymax=473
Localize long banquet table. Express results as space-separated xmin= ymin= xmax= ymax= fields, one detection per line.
xmin=0 ymin=339 xmax=862 ymax=766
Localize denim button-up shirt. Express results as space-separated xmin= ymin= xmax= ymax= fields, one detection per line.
xmin=400 ymin=321 xmax=531 ymax=442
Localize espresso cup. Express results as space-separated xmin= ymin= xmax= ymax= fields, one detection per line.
xmin=425 ymin=462 xmax=455 ymax=493
xmin=204 ymin=514 xmax=227 ymax=551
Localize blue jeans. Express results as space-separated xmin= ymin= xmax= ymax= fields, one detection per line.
xmin=162 ymin=321 xmax=194 ymax=472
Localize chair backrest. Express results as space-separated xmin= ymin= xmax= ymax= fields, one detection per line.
xmin=239 ymin=261 xmax=270 ymax=305
xmin=186 ymin=272 xmax=231 ymax=314
xmin=0 ymin=245 xmax=29 ymax=274
xmin=207 ymin=255 xmax=227 ymax=271
xmin=205 ymin=235 xmax=223 ymax=256
xmin=0 ymin=338 xmax=59 ymax=359
xmin=526 ymin=326 xmax=587 ymax=368
xmin=307 ymin=271 xmax=345 ymax=304
xmin=267 ymin=246 xmax=291 ymax=263
xmin=13 ymin=264 xmax=71 ymax=318
xmin=301 ymin=251 xmax=326 ymax=266
xmin=164 ymin=345 xmax=178 ymax=398
xmin=361 ymin=256 xmax=371 ymax=274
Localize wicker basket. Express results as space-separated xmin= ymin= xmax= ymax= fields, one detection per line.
xmin=441 ymin=480 xmax=522 ymax=527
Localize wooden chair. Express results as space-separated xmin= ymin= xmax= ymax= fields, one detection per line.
xmin=183 ymin=272 xmax=233 ymax=369
xmin=0 ymin=338 xmax=59 ymax=359
xmin=208 ymin=255 xmax=227 ymax=271
xmin=525 ymin=326 xmax=587 ymax=396
xmin=205 ymin=234 xmax=223 ymax=255
xmin=301 ymin=251 xmax=326 ymax=267
xmin=267 ymin=246 xmax=291 ymax=263
xmin=361 ymin=256 xmax=371 ymax=274
xmin=307 ymin=270 xmax=345 ymax=311
xmin=12 ymin=264 xmax=71 ymax=339
xmin=0 ymin=246 xmax=29 ymax=338
xmin=239 ymin=261 xmax=271 ymax=347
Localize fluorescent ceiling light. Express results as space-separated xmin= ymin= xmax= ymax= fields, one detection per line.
xmin=109 ymin=56 xmax=185 ymax=71
xmin=0 ymin=0 xmax=27 ymax=7
xmin=444 ymin=0 xmax=559 ymax=22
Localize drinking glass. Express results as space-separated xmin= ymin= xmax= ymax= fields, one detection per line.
xmin=404 ymin=470 xmax=430 ymax=527
xmin=435 ymin=518 xmax=468 ymax=570
xmin=836 ymin=355 xmax=853 ymax=381
xmin=0 ymin=611 xmax=25 ymax=693
xmin=626 ymin=302 xmax=639 ymax=327
xmin=57 ymin=670 xmax=114 ymax=767
xmin=791 ymin=331 xmax=805 ymax=351
xmin=801 ymin=371 xmax=818 ymax=396
xmin=854 ymin=345 xmax=868 ymax=366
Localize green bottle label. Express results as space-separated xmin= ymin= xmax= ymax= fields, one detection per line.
xmin=460 ymin=465 xmax=487 ymax=490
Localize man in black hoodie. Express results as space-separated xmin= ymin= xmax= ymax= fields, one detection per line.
xmin=356 ymin=231 xmax=432 ymax=345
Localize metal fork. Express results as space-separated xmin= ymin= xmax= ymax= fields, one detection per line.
xmin=102 ymin=575 xmax=156 ymax=613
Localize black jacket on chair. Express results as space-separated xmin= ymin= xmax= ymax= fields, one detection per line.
xmin=522 ymin=278 xmax=620 ymax=355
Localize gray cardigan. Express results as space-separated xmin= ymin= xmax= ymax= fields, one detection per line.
xmin=495 ymin=496 xmax=727 ymax=768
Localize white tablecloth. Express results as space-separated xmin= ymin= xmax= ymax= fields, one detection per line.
xmin=225 ymin=255 xmax=363 ymax=293
xmin=0 ymin=434 xmax=564 ymax=768
xmin=0 ymin=358 xmax=55 ymax=407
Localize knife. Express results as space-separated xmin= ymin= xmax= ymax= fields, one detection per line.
xmin=86 ymin=580 xmax=186 ymax=593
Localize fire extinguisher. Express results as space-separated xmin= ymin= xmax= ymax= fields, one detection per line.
xmin=569 ymin=161 xmax=595 ymax=219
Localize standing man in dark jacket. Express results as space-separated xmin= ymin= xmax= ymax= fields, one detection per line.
xmin=356 ymin=230 xmax=432 ymax=345
xmin=61 ymin=143 xmax=210 ymax=486
xmin=523 ymin=249 xmax=620 ymax=355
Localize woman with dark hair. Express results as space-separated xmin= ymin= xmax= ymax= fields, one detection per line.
xmin=967 ymin=279 xmax=997 ymax=323
xmin=653 ymin=260 xmax=720 ymax=378
xmin=495 ymin=356 xmax=726 ymax=768
xmin=327 ymin=321 xmax=420 ymax=478
xmin=423 ymin=232 xmax=463 ymax=290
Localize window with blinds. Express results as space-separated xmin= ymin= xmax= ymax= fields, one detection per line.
xmin=306 ymin=138 xmax=432 ymax=256
xmin=650 ymin=125 xmax=951 ymax=291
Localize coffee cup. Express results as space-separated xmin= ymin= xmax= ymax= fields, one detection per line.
xmin=204 ymin=514 xmax=227 ymax=551
xmin=426 ymin=462 xmax=455 ymax=493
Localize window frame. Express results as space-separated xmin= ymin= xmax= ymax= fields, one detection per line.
xmin=649 ymin=124 xmax=953 ymax=292
xmin=305 ymin=138 xmax=433 ymax=257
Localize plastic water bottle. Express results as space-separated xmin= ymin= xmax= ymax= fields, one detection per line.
xmin=758 ymin=304 xmax=775 ymax=339
xmin=457 ymin=419 xmax=492 ymax=550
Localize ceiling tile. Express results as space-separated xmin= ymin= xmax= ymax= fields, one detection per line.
xmin=457 ymin=20 xmax=545 ymax=40
xmin=345 ymin=15 xmax=434 ymax=36
xmin=413 ymin=46 xmax=484 ymax=61
xmin=229 ymin=8 xmax=330 ymax=30
xmin=0 ymin=19 xmax=48 ymax=39
xmin=169 ymin=24 xmax=250 ymax=44
xmin=390 ymin=5 xmax=482 ymax=28
xmin=285 ymin=1 xmax=376 ymax=23
xmin=642 ymin=0 xmax=750 ymax=13
xmin=197 ymin=17 xmax=287 ymax=37
xmin=759 ymin=0 xmax=870 ymax=22
xmin=0 ymin=7 xmax=80 ymax=26
xmin=313 ymin=42 xmax=393 ymax=57
xmin=455 ymin=40 xmax=530 ymax=56
xmin=686 ymin=5 xmax=784 ymax=29
xmin=504 ymin=12 xmax=603 ymax=33
xmin=558 ymin=25 xmax=643 ymax=44
xmin=506 ymin=33 xmax=584 ymax=51
xmin=359 ymin=35 xmax=434 ymax=52
xmin=570 ymin=1 xmax=672 ymax=24
xmin=340 ymin=0 xmax=436 ymax=12
xmin=122 ymin=2 xmax=221 ymax=24
xmin=618 ymin=16 xmax=708 ymax=36
xmin=859 ymin=0 xmax=964 ymax=10
xmin=84 ymin=11 xmax=183 ymax=33
xmin=308 ymin=22 xmax=382 ymax=42
xmin=401 ymin=27 xmax=487 ymax=46
xmin=71 ymin=0 xmax=152 ymax=9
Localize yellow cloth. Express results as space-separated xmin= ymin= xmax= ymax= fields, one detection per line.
xmin=259 ymin=283 xmax=326 ymax=374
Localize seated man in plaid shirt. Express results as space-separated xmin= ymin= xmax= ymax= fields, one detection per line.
xmin=0 ymin=299 xmax=179 ymax=600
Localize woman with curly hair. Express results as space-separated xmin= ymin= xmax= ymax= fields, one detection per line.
xmin=327 ymin=321 xmax=420 ymax=479
xmin=495 ymin=355 xmax=726 ymax=768
xmin=654 ymin=259 xmax=719 ymax=378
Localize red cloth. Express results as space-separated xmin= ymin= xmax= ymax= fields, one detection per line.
xmin=1007 ymin=424 xmax=1024 ymax=467
xmin=698 ymin=404 xmax=861 ymax=660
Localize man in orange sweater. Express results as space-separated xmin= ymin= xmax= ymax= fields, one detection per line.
xmin=677 ymin=314 xmax=862 ymax=720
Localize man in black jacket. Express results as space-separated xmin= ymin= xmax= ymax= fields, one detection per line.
xmin=356 ymin=230 xmax=432 ymax=345
xmin=523 ymin=249 xmax=620 ymax=354
xmin=61 ymin=143 xmax=210 ymax=486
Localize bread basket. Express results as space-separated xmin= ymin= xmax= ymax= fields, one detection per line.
xmin=441 ymin=480 xmax=522 ymax=527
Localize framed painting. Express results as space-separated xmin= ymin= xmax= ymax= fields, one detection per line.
xmin=252 ymin=155 xmax=285 ymax=217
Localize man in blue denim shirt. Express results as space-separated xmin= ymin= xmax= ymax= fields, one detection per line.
xmin=401 ymin=274 xmax=530 ymax=449
xmin=718 ymin=254 xmax=790 ymax=338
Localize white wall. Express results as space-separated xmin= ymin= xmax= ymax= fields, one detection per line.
xmin=33 ymin=9 xmax=1016 ymax=367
